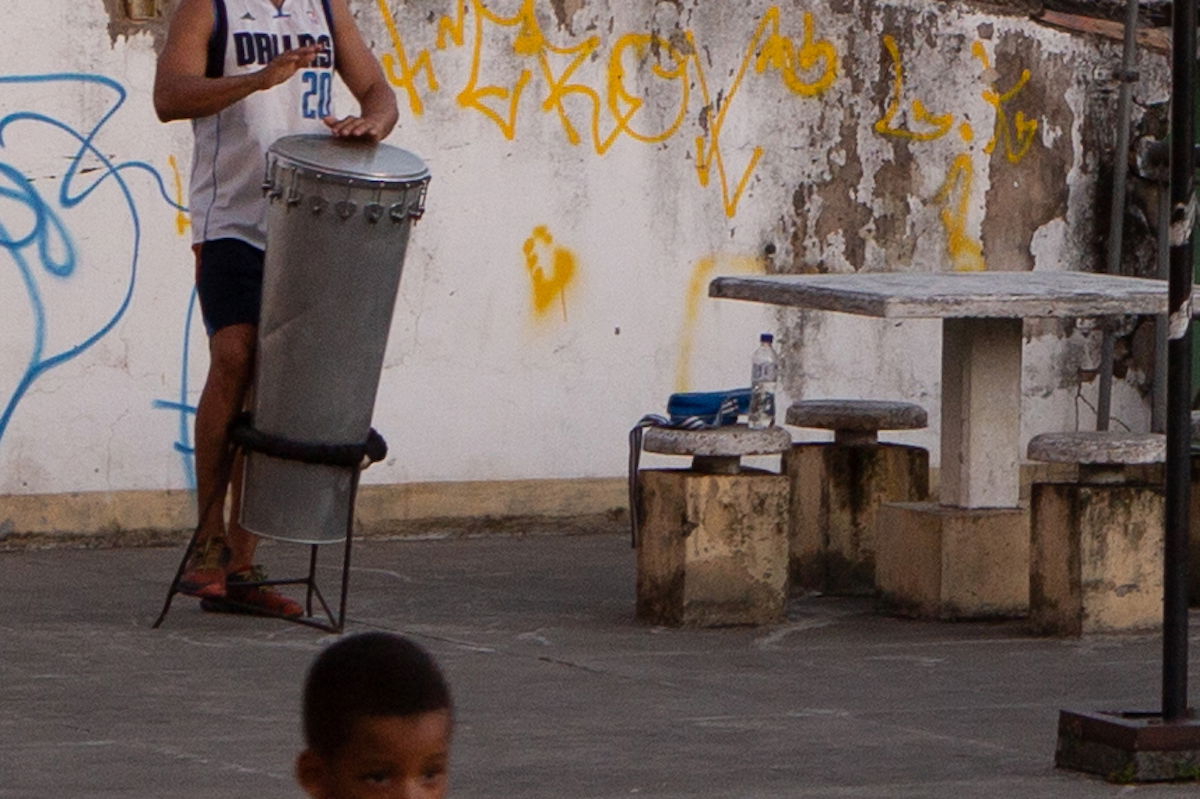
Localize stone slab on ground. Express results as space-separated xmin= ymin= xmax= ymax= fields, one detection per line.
xmin=1056 ymin=710 xmax=1200 ymax=782
xmin=2 ymin=534 xmax=1200 ymax=798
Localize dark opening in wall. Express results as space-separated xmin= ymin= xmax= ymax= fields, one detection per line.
xmin=102 ymin=0 xmax=171 ymax=46
xmin=124 ymin=0 xmax=163 ymax=22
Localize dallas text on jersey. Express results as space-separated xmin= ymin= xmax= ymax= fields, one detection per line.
xmin=232 ymin=31 xmax=334 ymax=69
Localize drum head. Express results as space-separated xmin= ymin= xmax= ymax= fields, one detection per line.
xmin=268 ymin=134 xmax=430 ymax=186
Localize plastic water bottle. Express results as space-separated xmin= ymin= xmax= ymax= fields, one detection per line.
xmin=748 ymin=333 xmax=778 ymax=429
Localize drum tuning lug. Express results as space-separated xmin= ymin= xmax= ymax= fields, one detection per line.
xmin=364 ymin=203 xmax=385 ymax=223
xmin=286 ymin=189 xmax=303 ymax=206
xmin=336 ymin=200 xmax=357 ymax=220
xmin=388 ymin=203 xmax=410 ymax=222
xmin=309 ymin=196 xmax=327 ymax=215
xmin=266 ymin=186 xmax=283 ymax=201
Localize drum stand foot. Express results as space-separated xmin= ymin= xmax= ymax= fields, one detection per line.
xmin=153 ymin=445 xmax=367 ymax=634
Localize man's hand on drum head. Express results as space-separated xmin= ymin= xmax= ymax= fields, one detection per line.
xmin=257 ymin=45 xmax=322 ymax=91
xmin=322 ymin=114 xmax=388 ymax=142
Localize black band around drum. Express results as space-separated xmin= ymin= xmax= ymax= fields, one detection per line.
xmin=229 ymin=412 xmax=388 ymax=468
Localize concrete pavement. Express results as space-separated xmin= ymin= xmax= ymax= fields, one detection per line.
xmin=2 ymin=532 xmax=1198 ymax=798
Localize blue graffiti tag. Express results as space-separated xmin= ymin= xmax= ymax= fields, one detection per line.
xmin=151 ymin=287 xmax=200 ymax=488
xmin=0 ymin=73 xmax=192 ymax=482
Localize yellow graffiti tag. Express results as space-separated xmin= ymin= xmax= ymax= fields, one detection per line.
xmin=693 ymin=10 xmax=837 ymax=217
xmin=168 ymin=154 xmax=190 ymax=236
xmin=935 ymin=153 xmax=985 ymax=272
xmin=455 ymin=1 xmax=538 ymax=140
xmin=675 ymin=255 xmax=765 ymax=392
xmin=874 ymin=35 xmax=953 ymax=141
xmin=872 ymin=36 xmax=1044 ymax=270
xmin=755 ymin=9 xmax=838 ymax=98
xmin=377 ymin=0 xmax=441 ymax=115
xmin=972 ymin=42 xmax=1039 ymax=164
xmin=523 ymin=225 xmax=578 ymax=321
xmin=374 ymin=2 xmax=838 ymax=218
xmin=540 ymin=32 xmax=691 ymax=154
xmin=537 ymin=34 xmax=602 ymax=147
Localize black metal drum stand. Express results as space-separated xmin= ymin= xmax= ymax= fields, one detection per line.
xmin=152 ymin=414 xmax=386 ymax=633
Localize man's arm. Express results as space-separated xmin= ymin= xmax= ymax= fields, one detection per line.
xmin=322 ymin=0 xmax=399 ymax=141
xmin=154 ymin=0 xmax=320 ymax=122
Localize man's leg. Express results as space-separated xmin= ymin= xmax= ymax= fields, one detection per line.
xmin=181 ymin=323 xmax=257 ymax=596
xmin=191 ymin=337 xmax=301 ymax=618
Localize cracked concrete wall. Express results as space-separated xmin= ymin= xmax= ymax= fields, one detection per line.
xmin=0 ymin=0 xmax=1168 ymax=502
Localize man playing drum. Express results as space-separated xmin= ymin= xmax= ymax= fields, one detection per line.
xmin=154 ymin=0 xmax=398 ymax=615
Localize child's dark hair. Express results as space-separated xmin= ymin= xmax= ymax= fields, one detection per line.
xmin=303 ymin=632 xmax=451 ymax=756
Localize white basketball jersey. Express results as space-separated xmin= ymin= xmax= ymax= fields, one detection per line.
xmin=189 ymin=0 xmax=336 ymax=248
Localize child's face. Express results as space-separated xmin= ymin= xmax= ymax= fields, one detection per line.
xmin=298 ymin=710 xmax=452 ymax=799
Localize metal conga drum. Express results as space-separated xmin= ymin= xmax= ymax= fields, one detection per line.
xmin=240 ymin=134 xmax=429 ymax=543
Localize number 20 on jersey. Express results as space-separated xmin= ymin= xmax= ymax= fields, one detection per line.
xmin=301 ymin=70 xmax=332 ymax=119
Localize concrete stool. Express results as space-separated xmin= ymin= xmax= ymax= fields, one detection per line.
xmin=1027 ymin=432 xmax=1165 ymax=636
xmin=636 ymin=424 xmax=792 ymax=626
xmin=784 ymin=400 xmax=930 ymax=595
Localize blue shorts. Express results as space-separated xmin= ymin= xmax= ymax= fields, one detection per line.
xmin=194 ymin=238 xmax=264 ymax=336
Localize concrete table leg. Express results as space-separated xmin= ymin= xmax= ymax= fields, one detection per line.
xmin=875 ymin=501 xmax=1030 ymax=619
xmin=939 ymin=317 xmax=1023 ymax=508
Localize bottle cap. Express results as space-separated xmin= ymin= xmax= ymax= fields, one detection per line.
xmin=760 ymin=333 xmax=774 ymax=343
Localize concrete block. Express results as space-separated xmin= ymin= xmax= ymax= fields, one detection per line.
xmin=1056 ymin=710 xmax=1200 ymax=783
xmin=636 ymin=469 xmax=789 ymax=627
xmin=1031 ymin=483 xmax=1163 ymax=636
xmin=785 ymin=443 xmax=929 ymax=595
xmin=875 ymin=502 xmax=1029 ymax=619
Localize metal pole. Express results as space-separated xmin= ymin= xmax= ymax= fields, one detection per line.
xmin=1163 ymin=0 xmax=1195 ymax=723
xmin=1097 ymin=0 xmax=1143 ymax=431
xmin=1154 ymin=186 xmax=1170 ymax=432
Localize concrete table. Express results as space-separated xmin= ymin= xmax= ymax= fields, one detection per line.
xmin=710 ymin=271 xmax=1174 ymax=617
xmin=710 ymin=271 xmax=1172 ymax=509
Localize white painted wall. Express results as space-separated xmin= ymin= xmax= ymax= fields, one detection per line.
xmin=0 ymin=0 xmax=1166 ymax=497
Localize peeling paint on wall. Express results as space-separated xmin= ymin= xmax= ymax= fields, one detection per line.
xmin=980 ymin=36 xmax=1071 ymax=272
xmin=100 ymin=0 xmax=170 ymax=47
xmin=549 ymin=0 xmax=587 ymax=33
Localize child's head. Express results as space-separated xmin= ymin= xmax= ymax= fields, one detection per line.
xmin=297 ymin=632 xmax=452 ymax=799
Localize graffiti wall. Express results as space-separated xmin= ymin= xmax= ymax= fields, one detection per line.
xmin=0 ymin=0 xmax=1168 ymax=525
